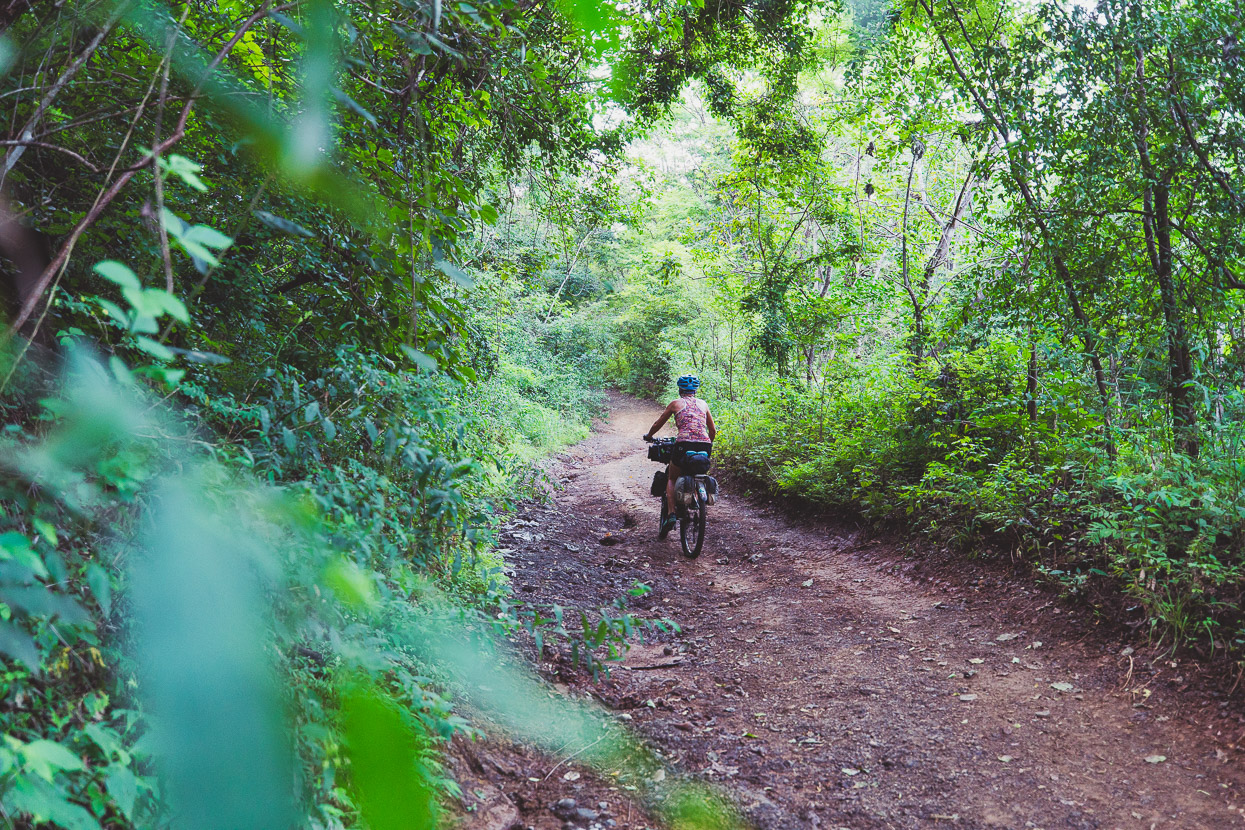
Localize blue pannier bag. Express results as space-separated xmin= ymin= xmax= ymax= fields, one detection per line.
xmin=682 ymin=450 xmax=711 ymax=475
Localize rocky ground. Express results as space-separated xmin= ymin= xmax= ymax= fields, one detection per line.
xmin=448 ymin=394 xmax=1245 ymax=830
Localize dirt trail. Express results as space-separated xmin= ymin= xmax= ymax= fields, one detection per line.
xmin=473 ymin=394 xmax=1245 ymax=830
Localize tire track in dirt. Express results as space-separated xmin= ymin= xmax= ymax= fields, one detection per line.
xmin=496 ymin=394 xmax=1245 ymax=830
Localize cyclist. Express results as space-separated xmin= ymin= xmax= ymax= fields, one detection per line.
xmin=643 ymin=374 xmax=716 ymax=534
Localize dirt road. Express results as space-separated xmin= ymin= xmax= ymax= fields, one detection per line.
xmin=468 ymin=394 xmax=1245 ymax=830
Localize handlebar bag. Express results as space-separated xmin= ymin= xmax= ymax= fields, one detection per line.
xmin=647 ymin=443 xmax=674 ymax=463
xmin=681 ymin=451 xmax=711 ymax=475
xmin=650 ymin=470 xmax=667 ymax=497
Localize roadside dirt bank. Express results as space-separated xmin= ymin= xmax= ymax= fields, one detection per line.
xmin=451 ymin=393 xmax=1245 ymax=830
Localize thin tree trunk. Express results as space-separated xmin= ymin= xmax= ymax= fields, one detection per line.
xmin=1133 ymin=47 xmax=1197 ymax=455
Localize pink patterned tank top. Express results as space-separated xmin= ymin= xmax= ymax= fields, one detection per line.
xmin=674 ymin=397 xmax=711 ymax=443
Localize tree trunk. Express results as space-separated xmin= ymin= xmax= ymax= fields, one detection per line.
xmin=1133 ymin=47 xmax=1198 ymax=455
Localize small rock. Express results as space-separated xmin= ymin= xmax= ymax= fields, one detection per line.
xmin=574 ymin=808 xmax=599 ymax=821
xmin=1034 ymin=710 xmax=1051 ymax=718
xmin=553 ymin=798 xmax=578 ymax=818
xmin=521 ymin=584 xmax=537 ymax=593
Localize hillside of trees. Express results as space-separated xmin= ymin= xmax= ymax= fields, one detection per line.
xmin=0 ymin=0 xmax=1242 ymax=827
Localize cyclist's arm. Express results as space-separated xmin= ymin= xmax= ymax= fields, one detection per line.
xmin=706 ymin=408 xmax=717 ymax=441
xmin=644 ymin=402 xmax=676 ymax=439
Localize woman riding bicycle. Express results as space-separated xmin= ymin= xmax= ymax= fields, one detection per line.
xmin=643 ymin=374 xmax=717 ymax=534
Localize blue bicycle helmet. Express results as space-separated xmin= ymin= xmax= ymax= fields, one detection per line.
xmin=677 ymin=374 xmax=700 ymax=392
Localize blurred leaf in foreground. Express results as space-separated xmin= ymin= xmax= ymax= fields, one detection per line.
xmin=131 ymin=479 xmax=296 ymax=830
xmin=341 ymin=681 xmax=439 ymax=830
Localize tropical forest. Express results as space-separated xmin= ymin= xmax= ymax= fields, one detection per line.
xmin=0 ymin=0 xmax=1243 ymax=827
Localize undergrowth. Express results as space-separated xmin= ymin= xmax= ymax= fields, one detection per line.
xmin=714 ymin=343 xmax=1245 ymax=671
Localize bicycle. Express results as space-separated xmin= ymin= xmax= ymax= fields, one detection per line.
xmin=643 ymin=436 xmax=718 ymax=559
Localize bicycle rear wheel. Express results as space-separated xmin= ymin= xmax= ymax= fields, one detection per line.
xmin=680 ymin=503 xmax=706 ymax=558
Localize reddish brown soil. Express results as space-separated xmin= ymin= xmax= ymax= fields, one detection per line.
xmin=453 ymin=394 xmax=1245 ymax=830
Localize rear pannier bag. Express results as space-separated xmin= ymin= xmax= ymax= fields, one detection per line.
xmin=682 ymin=451 xmax=711 ymax=475
xmin=650 ymin=470 xmax=668 ymax=497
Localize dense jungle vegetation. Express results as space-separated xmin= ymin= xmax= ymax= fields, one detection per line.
xmin=0 ymin=0 xmax=1242 ymax=827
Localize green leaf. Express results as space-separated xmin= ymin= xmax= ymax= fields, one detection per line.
xmin=333 ymin=88 xmax=378 ymax=126
xmin=185 ymin=224 xmax=234 ymax=250
xmin=399 ymin=345 xmax=438 ymax=372
xmin=0 ymin=621 xmax=40 ymax=672
xmin=151 ymin=290 xmax=190 ymax=323
xmin=84 ymin=724 xmax=128 ymax=763
xmin=30 ymin=519 xmax=58 ymax=547
xmin=136 ymin=336 xmax=176 ymax=361
xmin=0 ymin=531 xmax=48 ymax=579
xmin=476 ymin=203 xmax=499 ymax=224
xmin=162 ymin=153 xmax=209 ymax=192
xmin=93 ymin=261 xmax=141 ymax=291
xmin=21 ymin=740 xmax=85 ymax=780
xmin=397 ymin=28 xmax=434 ymax=55
xmin=1 ymin=585 xmax=90 ymax=624
xmin=282 ymin=427 xmax=297 ymax=452
xmin=322 ymin=418 xmax=337 ymax=441
xmin=323 ymin=559 xmax=377 ymax=610
xmin=341 ymin=683 xmax=438 ymax=830
xmin=433 ymin=259 xmax=474 ymax=288
xmin=423 ymin=31 xmax=462 ymax=58
xmin=7 ymin=775 xmax=102 ymax=830
xmin=87 ymin=563 xmax=112 ymax=618
xmin=95 ymin=298 xmax=129 ymax=327
xmin=105 ymin=764 xmax=140 ymax=821
xmin=166 ymin=346 xmax=230 ymax=364
xmin=253 ymin=210 xmax=314 ymax=238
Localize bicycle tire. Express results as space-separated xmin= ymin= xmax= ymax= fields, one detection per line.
xmin=658 ymin=498 xmax=672 ymax=539
xmin=680 ymin=503 xmax=706 ymax=558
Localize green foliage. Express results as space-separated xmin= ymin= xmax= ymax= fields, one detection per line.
xmin=612 ymin=0 xmax=1245 ymax=666
xmin=0 ymin=0 xmax=811 ymax=822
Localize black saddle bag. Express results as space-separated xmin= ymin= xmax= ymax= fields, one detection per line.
xmin=681 ymin=450 xmax=711 ymax=475
xmin=650 ymin=470 xmax=668 ymax=497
